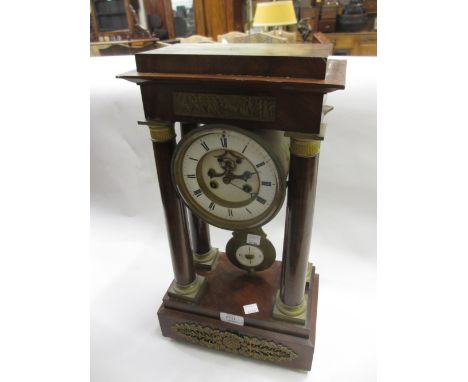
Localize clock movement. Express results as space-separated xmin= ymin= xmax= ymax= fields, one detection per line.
xmin=118 ymin=43 xmax=346 ymax=370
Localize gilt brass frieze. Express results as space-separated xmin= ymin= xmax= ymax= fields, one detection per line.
xmin=172 ymin=322 xmax=297 ymax=362
xmin=173 ymin=92 xmax=276 ymax=122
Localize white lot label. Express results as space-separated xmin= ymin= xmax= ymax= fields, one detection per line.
xmin=220 ymin=312 xmax=244 ymax=326
xmin=246 ymin=234 xmax=261 ymax=246
xmin=243 ymin=303 xmax=259 ymax=315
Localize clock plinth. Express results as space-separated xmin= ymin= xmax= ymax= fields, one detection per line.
xmin=118 ymin=43 xmax=346 ymax=371
xmin=158 ymin=253 xmax=319 ymax=371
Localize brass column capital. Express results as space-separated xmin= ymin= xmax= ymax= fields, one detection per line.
xmin=144 ymin=121 xmax=176 ymax=142
xmin=290 ymin=138 xmax=321 ymax=158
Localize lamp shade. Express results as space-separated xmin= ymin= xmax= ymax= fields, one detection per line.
xmin=253 ymin=1 xmax=298 ymax=27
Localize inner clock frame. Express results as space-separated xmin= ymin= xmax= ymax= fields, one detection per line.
xmin=171 ymin=124 xmax=287 ymax=231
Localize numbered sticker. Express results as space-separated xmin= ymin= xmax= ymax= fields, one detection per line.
xmin=246 ymin=234 xmax=261 ymax=246
xmin=220 ymin=312 xmax=244 ymax=326
xmin=243 ymin=303 xmax=259 ymax=315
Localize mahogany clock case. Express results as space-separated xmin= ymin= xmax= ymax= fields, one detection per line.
xmin=116 ymin=44 xmax=345 ymax=371
xmin=91 ymin=55 xmax=376 ymax=381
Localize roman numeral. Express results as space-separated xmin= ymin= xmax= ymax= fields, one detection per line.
xmin=186 ymin=174 xmax=196 ymax=179
xmin=220 ymin=135 xmax=228 ymax=148
xmin=256 ymin=162 xmax=265 ymax=168
xmin=245 ymin=208 xmax=252 ymax=214
xmin=193 ymin=189 xmax=202 ymax=197
xmin=189 ymin=157 xmax=199 ymax=162
xmin=242 ymin=143 xmax=249 ymax=153
xmin=256 ymin=196 xmax=266 ymax=205
xmin=208 ymin=202 xmax=216 ymax=211
xmin=261 ymin=181 xmax=272 ymax=186
xmin=228 ymin=208 xmax=233 ymax=217
xmin=200 ymin=141 xmax=209 ymax=151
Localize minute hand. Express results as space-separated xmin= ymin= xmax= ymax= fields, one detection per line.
xmin=230 ymin=181 xmax=257 ymax=197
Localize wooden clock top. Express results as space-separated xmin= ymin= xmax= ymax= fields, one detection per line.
xmin=135 ymin=43 xmax=334 ymax=80
xmin=118 ymin=43 xmax=346 ymax=135
xmin=140 ymin=43 xmax=332 ymax=57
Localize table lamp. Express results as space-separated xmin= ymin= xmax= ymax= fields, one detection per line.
xmin=252 ymin=1 xmax=297 ymax=34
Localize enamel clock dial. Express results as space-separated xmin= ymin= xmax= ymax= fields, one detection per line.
xmin=235 ymin=245 xmax=264 ymax=267
xmin=172 ymin=125 xmax=287 ymax=231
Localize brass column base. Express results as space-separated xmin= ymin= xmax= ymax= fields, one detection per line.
xmin=193 ymin=247 xmax=219 ymax=271
xmin=272 ymin=291 xmax=308 ymax=325
xmin=168 ymin=274 xmax=206 ymax=303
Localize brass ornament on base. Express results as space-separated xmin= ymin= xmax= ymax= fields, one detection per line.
xmin=172 ymin=322 xmax=298 ymax=362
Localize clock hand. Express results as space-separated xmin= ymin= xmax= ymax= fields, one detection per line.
xmin=229 ymin=171 xmax=257 ymax=181
xmin=208 ymin=168 xmax=226 ymax=178
xmin=229 ymin=180 xmax=257 ymax=197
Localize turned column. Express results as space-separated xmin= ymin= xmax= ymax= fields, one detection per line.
xmin=146 ymin=120 xmax=205 ymax=301
xmin=180 ymin=122 xmax=219 ymax=270
xmin=274 ymin=138 xmax=321 ymax=323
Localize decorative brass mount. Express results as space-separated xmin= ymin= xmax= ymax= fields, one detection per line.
xmin=138 ymin=120 xmax=176 ymax=142
xmin=172 ymin=322 xmax=298 ymax=362
xmin=193 ymin=247 xmax=219 ymax=271
xmin=272 ymin=291 xmax=308 ymax=325
xmin=168 ymin=275 xmax=206 ymax=302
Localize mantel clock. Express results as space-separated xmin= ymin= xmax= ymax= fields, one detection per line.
xmin=118 ymin=43 xmax=346 ymax=370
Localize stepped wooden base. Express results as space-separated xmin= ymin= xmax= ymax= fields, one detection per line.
xmin=157 ymin=253 xmax=319 ymax=370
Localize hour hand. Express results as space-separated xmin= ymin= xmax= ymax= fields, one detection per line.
xmin=230 ymin=171 xmax=256 ymax=181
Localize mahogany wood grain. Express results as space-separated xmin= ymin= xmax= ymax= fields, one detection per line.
xmin=280 ymin=154 xmax=320 ymax=306
xmin=136 ymin=80 xmax=325 ymax=135
xmin=135 ymin=44 xmax=331 ymax=80
xmin=158 ymin=266 xmax=319 ymax=370
xmin=151 ymin=137 xmax=195 ymax=286
xmin=162 ymin=253 xmax=317 ymax=338
xmin=117 ymin=59 xmax=346 ymax=92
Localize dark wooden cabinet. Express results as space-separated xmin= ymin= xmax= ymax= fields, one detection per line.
xmin=194 ymin=0 xmax=245 ymax=40
xmin=300 ymin=6 xmax=320 ymax=32
xmin=90 ymin=0 xmax=151 ymax=42
xmin=318 ymin=19 xmax=336 ymax=33
xmin=318 ymin=4 xmax=337 ymax=33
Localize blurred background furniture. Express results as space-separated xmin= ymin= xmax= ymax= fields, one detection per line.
xmin=90 ymin=38 xmax=158 ymax=56
xmin=178 ymin=34 xmax=214 ymax=43
xmin=90 ymin=0 xmax=377 ymax=57
xmin=325 ymin=31 xmax=376 ymax=55
xmin=217 ymin=31 xmax=247 ymax=43
xmin=252 ymin=1 xmax=297 ymax=33
xmin=337 ymin=0 xmax=368 ymax=32
xmin=90 ymin=0 xmax=151 ymax=42
xmin=319 ymin=1 xmax=338 ymax=33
